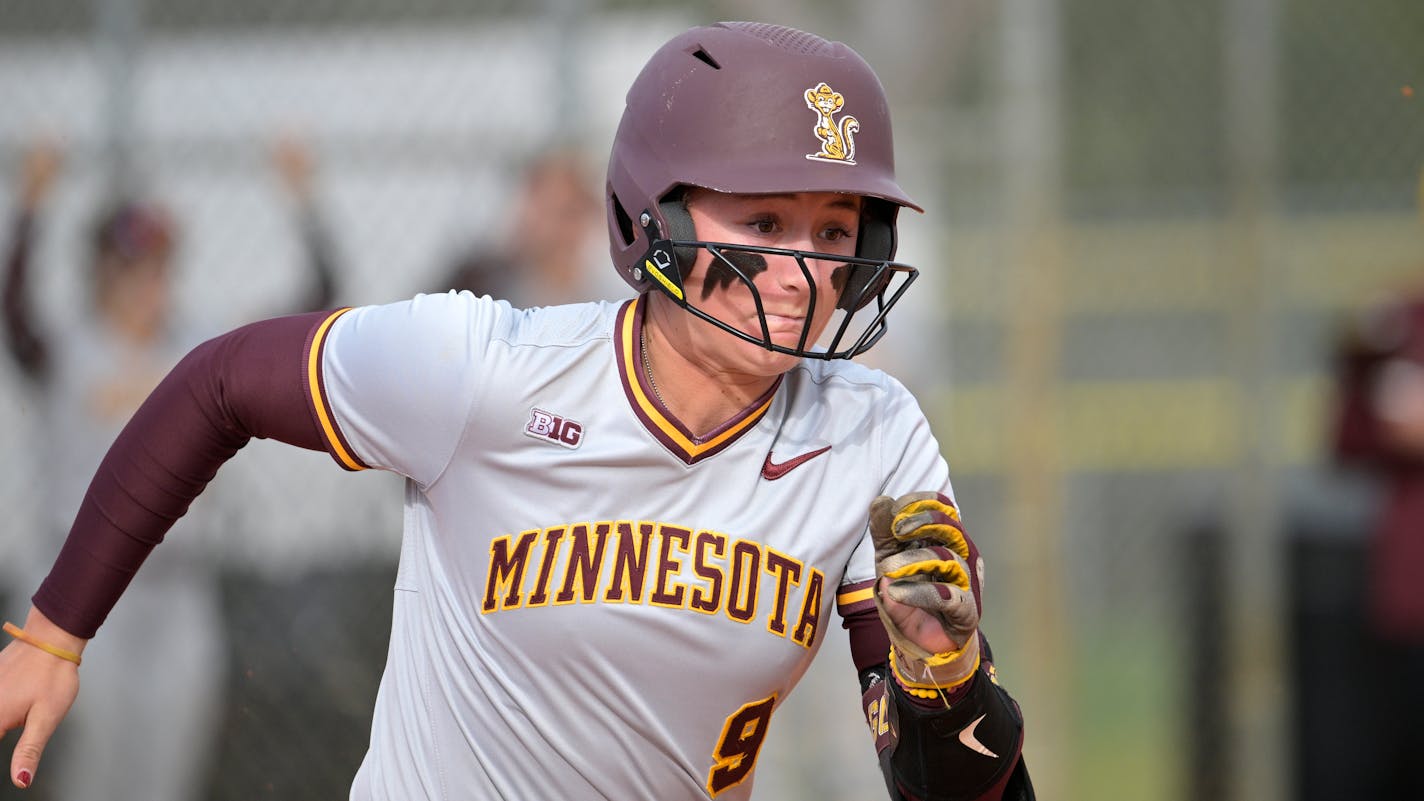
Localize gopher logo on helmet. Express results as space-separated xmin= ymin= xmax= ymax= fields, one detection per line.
xmin=804 ymin=82 xmax=859 ymax=165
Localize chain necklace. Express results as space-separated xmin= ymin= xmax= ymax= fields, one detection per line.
xmin=641 ymin=329 xmax=667 ymax=406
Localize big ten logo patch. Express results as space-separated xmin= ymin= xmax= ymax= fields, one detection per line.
xmin=524 ymin=408 xmax=584 ymax=449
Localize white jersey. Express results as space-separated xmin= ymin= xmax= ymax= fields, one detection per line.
xmin=309 ymin=292 xmax=954 ymax=801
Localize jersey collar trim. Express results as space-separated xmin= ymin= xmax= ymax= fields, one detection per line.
xmin=615 ymin=296 xmax=779 ymax=465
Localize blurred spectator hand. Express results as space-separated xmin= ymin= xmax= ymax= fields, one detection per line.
xmin=1375 ymin=359 xmax=1424 ymax=453
xmin=272 ymin=134 xmax=315 ymax=203
xmin=20 ymin=140 xmax=62 ymax=210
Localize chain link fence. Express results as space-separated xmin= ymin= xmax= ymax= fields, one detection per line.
xmin=1 ymin=1 xmax=1421 ymax=799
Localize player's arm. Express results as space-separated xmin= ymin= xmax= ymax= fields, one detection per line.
xmin=1 ymin=142 xmax=61 ymax=382
xmin=851 ymin=634 xmax=1031 ymax=801
xmin=844 ymin=492 xmax=1032 ymax=801
xmin=0 ymin=310 xmax=333 ymax=788
xmin=32 ymin=310 xmax=334 ymax=638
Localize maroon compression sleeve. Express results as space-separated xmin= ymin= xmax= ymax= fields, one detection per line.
xmin=845 ymin=602 xmax=892 ymax=672
xmin=33 ymin=311 xmax=335 ymax=638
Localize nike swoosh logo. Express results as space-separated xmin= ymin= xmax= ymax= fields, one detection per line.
xmin=760 ymin=446 xmax=832 ymax=480
xmin=959 ymin=714 xmax=999 ymax=758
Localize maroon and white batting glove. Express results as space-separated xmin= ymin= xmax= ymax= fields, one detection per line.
xmin=869 ymin=491 xmax=985 ymax=695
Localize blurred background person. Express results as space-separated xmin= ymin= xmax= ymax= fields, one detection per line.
xmin=1326 ymin=171 xmax=1424 ymax=801
xmin=0 ymin=136 xmax=336 ymax=801
xmin=432 ymin=146 xmax=626 ymax=305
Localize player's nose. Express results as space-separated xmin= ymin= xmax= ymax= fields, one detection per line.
xmin=761 ymin=247 xmax=812 ymax=295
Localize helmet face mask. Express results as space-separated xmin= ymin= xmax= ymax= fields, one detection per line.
xmin=607 ymin=21 xmax=922 ymax=360
xmin=633 ymin=219 xmax=918 ymax=360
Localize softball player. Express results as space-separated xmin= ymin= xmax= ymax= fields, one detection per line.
xmin=0 ymin=22 xmax=1031 ymax=800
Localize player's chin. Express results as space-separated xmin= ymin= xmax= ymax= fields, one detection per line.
xmin=725 ymin=333 xmax=804 ymax=376
xmin=760 ymin=347 xmax=804 ymax=374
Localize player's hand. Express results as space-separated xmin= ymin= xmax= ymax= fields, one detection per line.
xmin=0 ymin=607 xmax=84 ymax=790
xmin=869 ymin=492 xmax=984 ymax=690
xmin=19 ymin=140 xmax=62 ymax=211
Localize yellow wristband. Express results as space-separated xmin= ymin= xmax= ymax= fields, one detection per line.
xmin=4 ymin=622 xmax=82 ymax=666
xmin=889 ymin=645 xmax=977 ymax=696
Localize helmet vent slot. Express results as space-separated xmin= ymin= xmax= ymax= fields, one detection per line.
xmin=689 ymin=46 xmax=721 ymax=70
xmin=611 ymin=193 xmax=636 ymax=248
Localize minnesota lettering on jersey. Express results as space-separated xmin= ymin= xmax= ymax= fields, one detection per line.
xmin=480 ymin=521 xmax=824 ymax=649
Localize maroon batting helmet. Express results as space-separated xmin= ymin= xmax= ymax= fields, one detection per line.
xmin=605 ymin=21 xmax=921 ymax=359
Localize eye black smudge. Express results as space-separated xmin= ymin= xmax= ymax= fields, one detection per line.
xmin=702 ymin=250 xmax=768 ymax=300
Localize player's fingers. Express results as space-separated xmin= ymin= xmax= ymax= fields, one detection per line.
xmin=892 ymin=494 xmax=958 ymax=521
xmin=11 ymin=706 xmax=61 ymax=789
xmin=890 ymin=495 xmax=969 ymax=556
xmin=893 ymin=514 xmax=968 ymax=555
xmin=892 ymin=490 xmax=943 ymax=506
xmin=878 ymin=546 xmax=970 ymax=590
xmin=882 ymin=578 xmax=979 ymax=635
xmin=879 ymin=544 xmax=977 ymax=629
xmin=868 ymin=495 xmax=897 ymax=550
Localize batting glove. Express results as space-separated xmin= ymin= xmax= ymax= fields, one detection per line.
xmin=870 ymin=491 xmax=985 ymax=694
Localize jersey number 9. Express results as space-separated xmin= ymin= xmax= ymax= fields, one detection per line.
xmin=707 ymin=693 xmax=777 ymax=797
